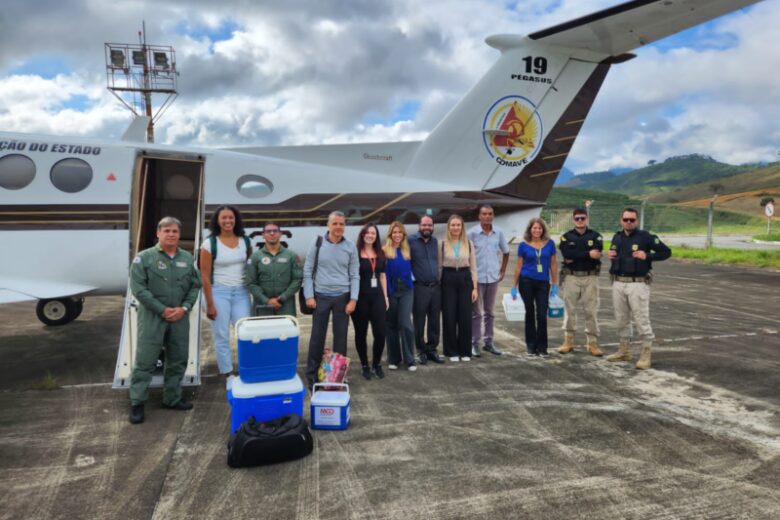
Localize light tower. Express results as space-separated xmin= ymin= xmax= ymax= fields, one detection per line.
xmin=105 ymin=22 xmax=178 ymax=142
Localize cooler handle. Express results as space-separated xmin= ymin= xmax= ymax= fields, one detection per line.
xmin=234 ymin=314 xmax=299 ymax=337
xmin=312 ymin=382 xmax=349 ymax=395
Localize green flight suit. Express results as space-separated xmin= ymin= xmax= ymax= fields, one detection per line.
xmin=129 ymin=245 xmax=201 ymax=406
xmin=247 ymin=246 xmax=303 ymax=317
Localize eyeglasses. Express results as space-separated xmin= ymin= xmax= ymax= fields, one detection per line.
xmin=573 ymin=216 xmax=587 ymax=221
xmin=263 ymin=229 xmax=280 ymax=234
xmin=622 ymin=218 xmax=636 ymax=223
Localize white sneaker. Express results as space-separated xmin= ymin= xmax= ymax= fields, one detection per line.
xmin=408 ymin=365 xmax=417 ymax=372
xmin=388 ymin=364 xmax=399 ymax=370
xmin=449 ymin=356 xmax=460 ymax=362
xmin=225 ymin=374 xmax=237 ymax=391
xmin=461 ymin=356 xmax=471 ymax=362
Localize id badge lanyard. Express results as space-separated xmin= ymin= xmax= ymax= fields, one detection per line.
xmin=369 ymin=257 xmax=378 ymax=288
xmin=535 ymin=245 xmax=543 ymax=273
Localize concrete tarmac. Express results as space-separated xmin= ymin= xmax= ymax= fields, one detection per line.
xmin=1 ymin=260 xmax=779 ymax=520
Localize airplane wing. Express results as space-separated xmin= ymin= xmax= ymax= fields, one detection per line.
xmin=0 ymin=278 xmax=97 ymax=304
xmin=527 ymin=0 xmax=762 ymax=57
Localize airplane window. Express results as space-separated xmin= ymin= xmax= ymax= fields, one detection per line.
xmin=50 ymin=158 xmax=93 ymax=193
xmin=236 ymin=174 xmax=274 ymax=198
xmin=0 ymin=154 xmax=36 ymax=190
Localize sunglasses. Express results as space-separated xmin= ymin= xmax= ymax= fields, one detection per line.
xmin=573 ymin=216 xmax=587 ymax=221
xmin=622 ymin=218 xmax=636 ymax=223
xmin=263 ymin=229 xmax=280 ymax=234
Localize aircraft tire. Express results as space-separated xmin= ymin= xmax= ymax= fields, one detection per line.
xmin=36 ymin=298 xmax=78 ymax=326
xmin=72 ymin=298 xmax=85 ymax=320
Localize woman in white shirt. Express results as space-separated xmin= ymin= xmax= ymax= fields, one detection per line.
xmin=199 ymin=206 xmax=252 ymax=388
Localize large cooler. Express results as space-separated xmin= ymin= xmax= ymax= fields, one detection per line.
xmin=227 ymin=374 xmax=305 ymax=433
xmin=310 ymin=383 xmax=351 ymax=430
xmin=236 ymin=316 xmax=299 ymax=383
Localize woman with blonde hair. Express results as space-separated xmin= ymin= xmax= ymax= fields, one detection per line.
xmin=512 ymin=217 xmax=558 ymax=358
xmin=383 ymin=221 xmax=417 ymax=371
xmin=438 ymin=214 xmax=478 ymax=362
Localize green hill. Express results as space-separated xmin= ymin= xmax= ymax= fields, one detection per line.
xmin=564 ymin=154 xmax=752 ymax=195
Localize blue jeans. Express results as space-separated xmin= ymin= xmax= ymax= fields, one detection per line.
xmin=209 ymin=284 xmax=251 ymax=374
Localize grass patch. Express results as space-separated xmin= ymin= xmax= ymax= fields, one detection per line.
xmin=32 ymin=371 xmax=61 ymax=391
xmin=671 ymin=245 xmax=780 ymax=269
xmin=753 ymin=233 xmax=780 ymax=242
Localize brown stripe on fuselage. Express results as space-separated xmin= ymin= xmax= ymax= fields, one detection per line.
xmin=0 ymin=204 xmax=130 ymax=230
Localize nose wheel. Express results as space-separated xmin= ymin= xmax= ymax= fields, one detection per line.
xmin=36 ymin=297 xmax=84 ymax=326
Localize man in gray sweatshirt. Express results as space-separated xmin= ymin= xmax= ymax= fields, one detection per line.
xmin=303 ymin=211 xmax=360 ymax=388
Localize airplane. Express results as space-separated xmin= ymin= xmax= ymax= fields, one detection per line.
xmin=0 ymin=0 xmax=763 ymax=386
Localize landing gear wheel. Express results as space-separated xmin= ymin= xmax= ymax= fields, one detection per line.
xmin=72 ymin=299 xmax=85 ymax=320
xmin=36 ymin=298 xmax=78 ymax=326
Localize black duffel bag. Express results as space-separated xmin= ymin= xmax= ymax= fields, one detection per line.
xmin=227 ymin=414 xmax=313 ymax=468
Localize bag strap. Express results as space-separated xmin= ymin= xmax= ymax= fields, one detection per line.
xmin=209 ymin=235 xmax=218 ymax=283
xmin=243 ymin=235 xmax=251 ymax=259
xmin=311 ymin=235 xmax=323 ymax=292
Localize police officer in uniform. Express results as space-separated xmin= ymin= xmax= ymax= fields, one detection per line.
xmin=558 ymin=208 xmax=604 ymax=356
xmin=247 ymin=222 xmax=303 ymax=316
xmin=129 ymin=216 xmax=202 ymax=424
xmin=607 ymin=208 xmax=671 ymax=369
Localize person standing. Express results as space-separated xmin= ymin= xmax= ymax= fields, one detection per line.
xmin=439 ymin=214 xmax=478 ymax=362
xmin=303 ymin=211 xmax=360 ymax=389
xmin=351 ymin=223 xmax=389 ymax=380
xmin=607 ymin=208 xmax=671 ymax=369
xmin=513 ymin=217 xmax=558 ymax=358
xmin=557 ymin=208 xmax=604 ymax=357
xmin=409 ymin=215 xmax=444 ymax=365
xmin=468 ymin=204 xmax=510 ymax=357
xmin=247 ymin=222 xmax=303 ymax=317
xmin=199 ymin=205 xmax=252 ymax=390
xmin=128 ymin=216 xmax=201 ymax=424
xmin=383 ymin=221 xmax=417 ymax=371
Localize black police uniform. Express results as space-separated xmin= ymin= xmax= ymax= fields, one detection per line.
xmin=609 ymin=228 xmax=671 ymax=279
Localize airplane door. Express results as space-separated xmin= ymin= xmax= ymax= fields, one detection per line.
xmin=113 ymin=155 xmax=205 ymax=389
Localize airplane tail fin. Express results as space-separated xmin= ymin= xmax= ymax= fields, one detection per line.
xmin=404 ymin=0 xmax=761 ymax=202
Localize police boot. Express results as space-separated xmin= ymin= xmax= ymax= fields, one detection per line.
xmin=557 ymin=335 xmax=575 ymax=354
xmin=586 ymin=339 xmax=604 ymax=357
xmin=635 ymin=343 xmax=652 ymax=370
xmin=606 ymin=340 xmax=631 ymax=362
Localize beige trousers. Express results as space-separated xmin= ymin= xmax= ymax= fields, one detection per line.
xmin=562 ymin=275 xmax=600 ymax=341
xmin=612 ymin=281 xmax=654 ymax=342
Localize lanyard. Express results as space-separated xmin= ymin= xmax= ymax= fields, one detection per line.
xmin=453 ymin=241 xmax=461 ymax=259
xmin=368 ymin=256 xmax=376 ymax=275
xmin=535 ymin=245 xmax=542 ymax=265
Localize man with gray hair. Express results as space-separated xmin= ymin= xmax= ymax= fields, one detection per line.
xmin=303 ymin=211 xmax=360 ymax=389
xmin=128 ymin=216 xmax=202 ymax=424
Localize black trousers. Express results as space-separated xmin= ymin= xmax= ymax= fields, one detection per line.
xmin=518 ymin=276 xmax=550 ymax=354
xmin=351 ymin=290 xmax=386 ymax=367
xmin=305 ymin=292 xmax=350 ymax=385
xmin=441 ymin=268 xmax=472 ymax=357
xmin=412 ymin=282 xmax=441 ymax=355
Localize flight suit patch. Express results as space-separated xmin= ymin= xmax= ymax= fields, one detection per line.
xmin=277 ymin=257 xmax=288 ymax=263
xmin=261 ymin=257 xmax=271 ymax=265
xmin=175 ymin=261 xmax=187 ymax=267
xmin=133 ymin=256 xmax=141 ymax=264
xmin=158 ymin=260 xmax=168 ymax=270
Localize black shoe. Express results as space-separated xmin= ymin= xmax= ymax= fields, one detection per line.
xmin=427 ymin=352 xmax=445 ymax=364
xmin=372 ymin=365 xmax=385 ymax=379
xmin=483 ymin=343 xmax=502 ymax=356
xmin=362 ymin=365 xmax=372 ymax=380
xmin=164 ymin=398 xmax=193 ymax=411
xmin=417 ymin=352 xmax=428 ymax=365
xmin=129 ymin=404 xmax=144 ymax=424
xmin=471 ymin=344 xmax=482 ymax=358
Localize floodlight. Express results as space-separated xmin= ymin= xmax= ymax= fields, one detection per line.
xmin=153 ymin=52 xmax=169 ymax=68
xmin=132 ymin=51 xmax=146 ymax=66
xmin=110 ymin=49 xmax=125 ymax=68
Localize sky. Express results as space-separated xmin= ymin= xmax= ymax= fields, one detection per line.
xmin=1 ymin=0 xmax=778 ymax=174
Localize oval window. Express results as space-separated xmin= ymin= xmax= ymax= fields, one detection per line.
xmin=0 ymin=154 xmax=36 ymax=190
xmin=236 ymin=174 xmax=274 ymax=199
xmin=50 ymin=158 xmax=93 ymax=193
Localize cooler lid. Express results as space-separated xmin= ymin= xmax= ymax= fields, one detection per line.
xmin=311 ymin=390 xmax=350 ymax=406
xmin=237 ymin=317 xmax=299 ymax=341
xmin=231 ymin=374 xmax=303 ymax=398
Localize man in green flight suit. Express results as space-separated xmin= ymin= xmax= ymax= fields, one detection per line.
xmin=247 ymin=222 xmax=303 ymax=316
xmin=128 ymin=216 xmax=202 ymax=424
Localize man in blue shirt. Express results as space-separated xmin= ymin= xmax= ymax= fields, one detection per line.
xmin=409 ymin=215 xmax=445 ymax=364
xmin=468 ymin=204 xmax=510 ymax=356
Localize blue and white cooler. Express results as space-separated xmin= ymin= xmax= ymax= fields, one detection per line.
xmin=310 ymin=383 xmax=351 ymax=430
xmin=227 ymin=374 xmax=305 ymax=433
xmin=235 ymin=316 xmax=299 ymax=383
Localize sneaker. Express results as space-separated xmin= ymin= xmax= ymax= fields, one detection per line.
xmin=539 ymin=352 xmax=550 ymax=359
xmin=427 ymin=352 xmax=445 ymax=364
xmin=417 ymin=352 xmax=428 ymax=365
xmin=449 ymin=356 xmax=460 ymax=362
xmin=129 ymin=404 xmax=144 ymax=424
xmin=225 ymin=374 xmax=237 ymax=391
xmin=388 ymin=364 xmax=399 ymax=370
xmin=525 ymin=352 xmax=538 ymax=359
xmin=461 ymin=356 xmax=471 ymax=362
xmin=471 ymin=344 xmax=481 ymax=358
xmin=163 ymin=398 xmax=193 ymax=411
xmin=372 ymin=365 xmax=385 ymax=379
xmin=408 ymin=364 xmax=417 ymax=372
xmin=483 ymin=343 xmax=502 ymax=356
xmin=361 ymin=365 xmax=372 ymax=380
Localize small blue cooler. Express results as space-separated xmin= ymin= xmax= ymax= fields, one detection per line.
xmin=236 ymin=316 xmax=299 ymax=383
xmin=310 ymin=383 xmax=351 ymax=430
xmin=227 ymin=374 xmax=304 ymax=433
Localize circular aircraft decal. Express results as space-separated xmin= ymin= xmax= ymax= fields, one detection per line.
xmin=482 ymin=95 xmax=542 ymax=167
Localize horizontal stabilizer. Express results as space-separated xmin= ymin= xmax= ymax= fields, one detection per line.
xmin=121 ymin=116 xmax=150 ymax=142
xmin=0 ymin=277 xmax=96 ymax=304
